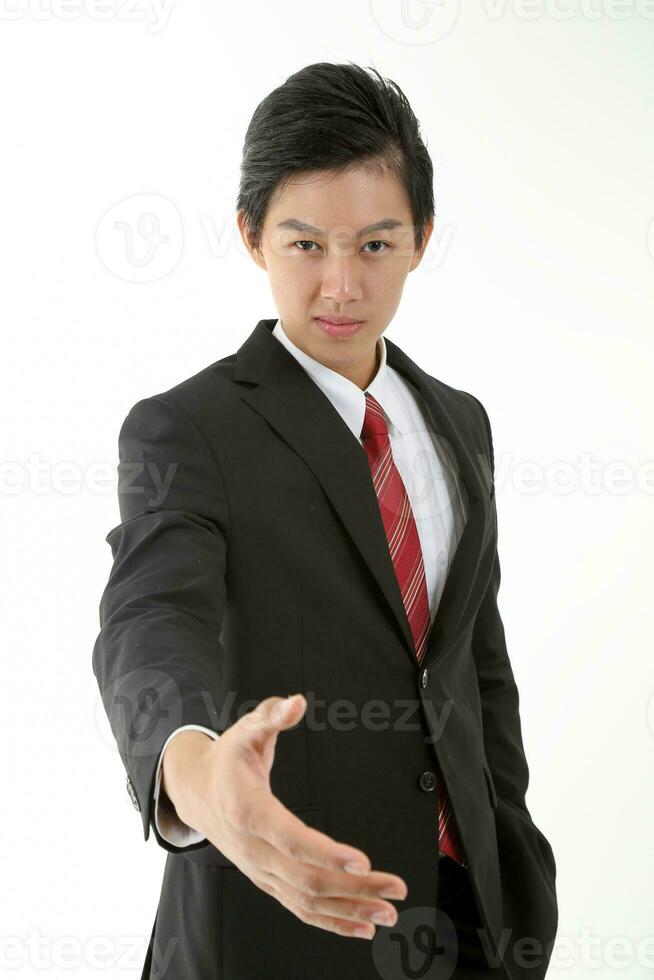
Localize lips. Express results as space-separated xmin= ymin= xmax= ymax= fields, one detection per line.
xmin=314 ymin=316 xmax=363 ymax=325
xmin=315 ymin=317 xmax=364 ymax=339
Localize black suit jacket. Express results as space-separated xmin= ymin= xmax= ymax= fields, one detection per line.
xmin=93 ymin=317 xmax=558 ymax=980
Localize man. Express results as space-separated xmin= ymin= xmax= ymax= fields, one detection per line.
xmin=93 ymin=62 xmax=558 ymax=979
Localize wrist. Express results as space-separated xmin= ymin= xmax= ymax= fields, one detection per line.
xmin=161 ymin=731 xmax=216 ymax=827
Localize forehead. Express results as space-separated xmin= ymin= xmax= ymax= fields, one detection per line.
xmin=264 ymin=164 xmax=412 ymax=231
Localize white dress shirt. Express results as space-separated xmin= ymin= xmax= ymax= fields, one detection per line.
xmin=153 ymin=316 xmax=469 ymax=846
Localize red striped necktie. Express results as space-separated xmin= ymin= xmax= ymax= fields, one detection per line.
xmin=360 ymin=392 xmax=466 ymax=867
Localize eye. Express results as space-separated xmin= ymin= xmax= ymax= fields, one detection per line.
xmin=291 ymin=240 xmax=320 ymax=252
xmin=291 ymin=240 xmax=392 ymax=254
xmin=362 ymin=240 xmax=391 ymax=254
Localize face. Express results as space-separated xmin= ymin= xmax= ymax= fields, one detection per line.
xmin=237 ymin=163 xmax=433 ymax=389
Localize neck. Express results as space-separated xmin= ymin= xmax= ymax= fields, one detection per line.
xmin=334 ymin=341 xmax=380 ymax=390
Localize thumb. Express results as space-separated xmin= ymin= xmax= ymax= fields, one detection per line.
xmin=275 ymin=692 xmax=306 ymax=727
xmin=240 ymin=693 xmax=306 ymax=744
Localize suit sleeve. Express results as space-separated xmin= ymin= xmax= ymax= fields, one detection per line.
xmin=92 ymin=395 xmax=230 ymax=853
xmin=467 ymin=393 xmax=532 ymax=818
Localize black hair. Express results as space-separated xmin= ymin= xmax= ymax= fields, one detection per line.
xmin=236 ymin=61 xmax=434 ymax=254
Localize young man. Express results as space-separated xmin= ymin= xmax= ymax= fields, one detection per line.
xmin=93 ymin=62 xmax=558 ymax=979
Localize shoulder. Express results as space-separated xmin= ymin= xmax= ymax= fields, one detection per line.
xmin=424 ymin=372 xmax=495 ymax=470
xmin=155 ymin=350 xmax=239 ymax=417
xmin=119 ymin=350 xmax=240 ymax=438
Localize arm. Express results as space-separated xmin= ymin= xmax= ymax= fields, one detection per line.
xmin=93 ymin=394 xmax=414 ymax=935
xmin=467 ymin=393 xmax=532 ymax=817
xmin=92 ymin=395 xmax=230 ymax=853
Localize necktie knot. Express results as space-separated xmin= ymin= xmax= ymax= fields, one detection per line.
xmin=361 ymin=392 xmax=389 ymax=441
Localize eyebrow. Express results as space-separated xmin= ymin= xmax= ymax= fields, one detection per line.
xmin=275 ymin=218 xmax=404 ymax=237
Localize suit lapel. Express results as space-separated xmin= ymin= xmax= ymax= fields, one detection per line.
xmin=382 ymin=334 xmax=494 ymax=663
xmin=234 ymin=318 xmax=493 ymax=671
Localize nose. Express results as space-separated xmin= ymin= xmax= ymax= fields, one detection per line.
xmin=320 ymin=251 xmax=363 ymax=306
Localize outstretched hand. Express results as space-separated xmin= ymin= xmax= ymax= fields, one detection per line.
xmin=162 ymin=693 xmax=408 ymax=940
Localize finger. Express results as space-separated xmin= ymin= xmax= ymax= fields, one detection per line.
xmin=267 ymin=847 xmax=407 ymax=904
xmin=238 ymin=694 xmax=306 ymax=748
xmin=259 ymin=879 xmax=376 ymax=941
xmin=251 ymin=866 xmax=400 ymax=928
xmin=227 ymin=803 xmax=407 ymax=901
xmin=229 ymin=788 xmax=373 ymax=876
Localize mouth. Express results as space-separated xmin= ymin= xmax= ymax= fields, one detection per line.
xmin=316 ymin=315 xmax=363 ymax=325
xmin=314 ymin=316 xmax=364 ymax=338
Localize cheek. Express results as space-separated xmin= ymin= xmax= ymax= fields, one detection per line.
xmin=267 ymin=272 xmax=314 ymax=310
xmin=265 ymin=254 xmax=297 ymax=282
xmin=287 ymin=266 xmax=322 ymax=299
xmin=373 ymin=272 xmax=404 ymax=299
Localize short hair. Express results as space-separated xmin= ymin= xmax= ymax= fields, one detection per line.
xmin=236 ymin=61 xmax=434 ymax=254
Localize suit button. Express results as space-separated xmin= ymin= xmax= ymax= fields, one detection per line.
xmin=420 ymin=668 xmax=429 ymax=688
xmin=419 ymin=770 xmax=436 ymax=792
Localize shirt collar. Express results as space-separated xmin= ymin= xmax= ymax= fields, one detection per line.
xmin=272 ymin=318 xmax=406 ymax=440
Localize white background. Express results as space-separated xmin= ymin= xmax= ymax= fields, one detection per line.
xmin=1 ymin=1 xmax=653 ymax=977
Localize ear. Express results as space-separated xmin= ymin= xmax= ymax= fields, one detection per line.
xmin=409 ymin=217 xmax=434 ymax=271
xmin=236 ymin=210 xmax=267 ymax=271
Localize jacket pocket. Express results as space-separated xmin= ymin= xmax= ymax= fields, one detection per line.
xmin=181 ymin=803 xmax=328 ymax=867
